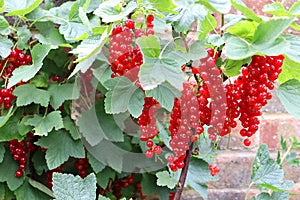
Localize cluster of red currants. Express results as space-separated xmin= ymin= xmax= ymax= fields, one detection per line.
xmin=229 ymin=55 xmax=284 ymax=146
xmin=9 ymin=133 xmax=36 ymax=178
xmin=0 ymin=87 xmax=16 ymax=109
xmin=168 ymin=83 xmax=204 ymax=172
xmin=208 ymin=163 xmax=220 ymax=176
xmin=0 ymin=48 xmax=32 ymax=79
xmin=108 ymin=15 xmax=154 ymax=80
xmin=74 ymin=157 xmax=90 ymax=178
xmin=194 ymin=55 xmax=228 ymax=141
xmin=113 ymin=175 xmax=135 ymax=199
xmin=138 ymin=97 xmax=162 ymax=158
xmin=0 ymin=48 xmax=32 ymax=110
xmin=46 ymin=166 xmax=63 ymax=189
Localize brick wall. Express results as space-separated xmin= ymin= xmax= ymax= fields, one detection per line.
xmin=183 ymin=0 xmax=300 ymax=199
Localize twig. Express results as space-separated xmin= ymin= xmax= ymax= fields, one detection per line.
xmin=174 ymin=143 xmax=194 ymax=200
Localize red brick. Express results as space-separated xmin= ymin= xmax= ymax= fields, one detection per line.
xmin=260 ymin=113 xmax=300 ymax=150
xmin=208 ymin=152 xmax=255 ymax=189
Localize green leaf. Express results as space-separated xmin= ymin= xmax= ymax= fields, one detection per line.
xmin=0 ymin=37 xmax=13 ymax=58
xmin=252 ymin=18 xmax=294 ymax=45
xmin=25 ymin=111 xmax=64 ymax=136
xmin=16 ymin=26 xmax=31 ymax=49
xmin=48 ymin=83 xmax=80 ymax=109
xmin=263 ymin=2 xmax=290 ymax=16
xmin=95 ymin=101 xmax=124 ymax=142
xmin=197 ymin=0 xmax=231 ymax=14
xmin=34 ymin=22 xmax=68 ymax=46
xmin=136 ymin=35 xmax=161 ymax=58
xmin=0 ymin=106 xmax=14 ymax=128
xmin=227 ymin=20 xmax=258 ymax=41
xmin=0 ymin=112 xmax=23 ymax=142
xmin=230 ymin=0 xmax=262 ymax=22
xmin=223 ymin=57 xmax=251 ymax=77
xmin=87 ymin=152 xmax=105 ymax=174
xmin=13 ymin=84 xmax=50 ymax=107
xmin=5 ymin=0 xmax=43 ymax=16
xmin=8 ymin=44 xmax=54 ymax=88
xmin=252 ymin=144 xmax=294 ymax=192
xmin=72 ymin=31 xmax=108 ymax=63
xmin=98 ymin=195 xmax=110 ymax=200
xmin=252 ymin=193 xmax=271 ymax=200
xmin=186 ymin=157 xmax=216 ymax=199
xmin=77 ymin=100 xmax=124 ymax=146
xmin=53 ymin=173 xmax=96 ymax=200
xmin=69 ymin=30 xmax=108 ymax=77
xmin=146 ymin=82 xmax=181 ymax=111
xmin=2 ymin=183 xmax=15 ymax=199
xmin=128 ymin=89 xmax=145 ymax=118
xmin=0 ymin=151 xmax=25 ymax=191
xmin=156 ymin=171 xmax=177 ymax=189
xmin=104 ymin=76 xmax=144 ymax=117
xmin=0 ymin=183 xmax=4 ymax=199
xmin=79 ymin=7 xmax=92 ymax=32
xmin=0 ymin=0 xmax=4 ymax=13
xmin=283 ymin=34 xmax=300 ymax=63
xmin=0 ymin=143 xmax=5 ymax=163
xmin=30 ymin=72 xmax=49 ymax=88
xmin=271 ymin=192 xmax=290 ymax=199
xmin=198 ymin=13 xmax=217 ymax=40
xmin=28 ymin=178 xmax=54 ymax=198
xmin=252 ymin=144 xmax=270 ymax=178
xmin=141 ymin=173 xmax=171 ymax=199
xmin=59 ymin=22 xmax=88 ymax=41
xmin=224 ymin=34 xmax=288 ymax=60
xmin=32 ymin=150 xmax=48 ymax=175
xmin=277 ymin=79 xmax=300 ymax=120
xmin=96 ymin=167 xmax=116 ymax=189
xmin=221 ymin=14 xmax=245 ymax=30
xmin=148 ymin=0 xmax=176 ymax=13
xmin=223 ymin=36 xmax=253 ymax=59
xmin=278 ymin=56 xmax=300 ymax=83
xmin=18 ymin=116 xmax=33 ymax=136
xmin=188 ymin=40 xmax=208 ymax=60
xmin=139 ymin=56 xmax=185 ymax=90
xmin=169 ymin=3 xmax=207 ymax=32
xmin=35 ymin=130 xmax=85 ymax=170
xmin=94 ymin=1 xmax=137 ymax=23
xmin=63 ymin=117 xmax=81 ymax=140
xmin=289 ymin=1 xmax=300 ymax=15
xmin=14 ymin=179 xmax=52 ymax=200
xmin=0 ymin=16 xmax=10 ymax=35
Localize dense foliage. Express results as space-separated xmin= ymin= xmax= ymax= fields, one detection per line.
xmin=0 ymin=0 xmax=300 ymax=199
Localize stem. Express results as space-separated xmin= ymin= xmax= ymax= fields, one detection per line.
xmin=220 ymin=14 xmax=225 ymax=36
xmin=174 ymin=143 xmax=194 ymax=200
xmin=245 ymin=182 xmax=254 ymax=200
xmin=280 ymin=144 xmax=293 ymax=165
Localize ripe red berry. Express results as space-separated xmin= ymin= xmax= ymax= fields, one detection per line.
xmin=125 ymin=19 xmax=135 ymax=29
xmin=147 ymin=14 xmax=154 ymax=24
xmin=146 ymin=140 xmax=154 ymax=148
xmin=153 ymin=146 xmax=162 ymax=154
xmin=15 ymin=170 xmax=23 ymax=178
xmin=243 ymin=138 xmax=251 ymax=146
xmin=145 ymin=149 xmax=153 ymax=158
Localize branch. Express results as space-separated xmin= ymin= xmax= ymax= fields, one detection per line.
xmin=174 ymin=142 xmax=193 ymax=200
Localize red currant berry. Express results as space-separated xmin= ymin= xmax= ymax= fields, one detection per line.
xmin=125 ymin=19 xmax=135 ymax=29
xmin=15 ymin=170 xmax=23 ymax=178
